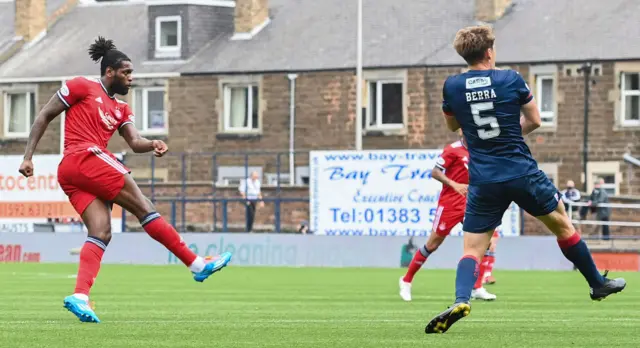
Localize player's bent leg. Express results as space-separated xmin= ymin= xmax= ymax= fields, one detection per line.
xmin=64 ymin=198 xmax=111 ymax=323
xmin=536 ymin=203 xmax=625 ymax=300
xmin=113 ymin=174 xmax=231 ymax=282
xmin=518 ymin=172 xmax=624 ymax=300
xmin=399 ymin=233 xmax=446 ymax=301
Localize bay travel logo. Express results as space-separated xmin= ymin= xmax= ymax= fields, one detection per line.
xmin=167 ymin=235 xmax=297 ymax=266
xmin=309 ymin=150 xmax=521 ymax=237
xmin=310 ymin=150 xmax=444 ymax=237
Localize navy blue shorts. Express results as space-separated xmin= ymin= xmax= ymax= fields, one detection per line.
xmin=462 ymin=170 xmax=561 ymax=233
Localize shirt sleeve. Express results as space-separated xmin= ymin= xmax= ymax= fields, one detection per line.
xmin=442 ymin=77 xmax=454 ymax=116
xmin=118 ymin=103 xmax=136 ymax=130
xmin=434 ymin=147 xmax=455 ymax=171
xmin=512 ymin=71 xmax=534 ymax=105
xmin=57 ymin=77 xmax=88 ymax=108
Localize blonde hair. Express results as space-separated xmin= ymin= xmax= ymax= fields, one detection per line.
xmin=453 ymin=25 xmax=495 ymax=65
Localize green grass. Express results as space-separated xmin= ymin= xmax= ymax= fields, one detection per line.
xmin=0 ymin=264 xmax=637 ymax=348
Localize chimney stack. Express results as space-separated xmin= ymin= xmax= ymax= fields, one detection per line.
xmin=475 ymin=0 xmax=512 ymax=22
xmin=234 ymin=0 xmax=269 ymax=36
xmin=15 ymin=0 xmax=48 ymax=42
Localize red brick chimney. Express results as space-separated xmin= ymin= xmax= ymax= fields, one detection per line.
xmin=234 ymin=0 xmax=269 ymax=37
xmin=475 ymin=0 xmax=512 ymax=22
xmin=14 ymin=0 xmax=48 ymax=42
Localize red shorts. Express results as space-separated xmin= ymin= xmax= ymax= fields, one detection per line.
xmin=58 ymin=146 xmax=129 ymax=215
xmin=432 ymin=205 xmax=501 ymax=237
xmin=432 ymin=205 xmax=464 ymax=237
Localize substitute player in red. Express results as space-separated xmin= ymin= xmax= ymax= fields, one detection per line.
xmin=399 ymin=130 xmax=497 ymax=301
xmin=18 ymin=37 xmax=232 ymax=323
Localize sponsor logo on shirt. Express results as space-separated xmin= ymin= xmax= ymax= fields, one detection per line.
xmin=98 ymin=107 xmax=118 ymax=130
xmin=465 ymin=77 xmax=492 ymax=89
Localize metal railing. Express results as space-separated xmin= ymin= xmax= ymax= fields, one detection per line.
xmin=568 ymin=201 xmax=640 ymax=227
xmin=119 ymin=151 xmax=310 ymax=233
xmin=567 ymin=201 xmax=640 ymax=243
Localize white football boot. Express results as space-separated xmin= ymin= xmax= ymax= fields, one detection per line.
xmin=471 ymin=287 xmax=497 ymax=301
xmin=399 ymin=277 xmax=412 ymax=301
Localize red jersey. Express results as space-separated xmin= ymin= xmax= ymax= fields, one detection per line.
xmin=434 ymin=140 xmax=469 ymax=209
xmin=57 ymin=77 xmax=134 ymax=156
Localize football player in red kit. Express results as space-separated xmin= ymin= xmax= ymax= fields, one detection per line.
xmin=18 ymin=37 xmax=232 ymax=323
xmin=399 ymin=130 xmax=497 ymax=301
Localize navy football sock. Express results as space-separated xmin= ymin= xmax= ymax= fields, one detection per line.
xmin=558 ymin=233 xmax=605 ymax=288
xmin=455 ymin=256 xmax=479 ymax=303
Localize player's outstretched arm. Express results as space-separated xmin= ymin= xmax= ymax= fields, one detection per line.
xmin=23 ymin=95 xmax=66 ymax=160
xmin=119 ymin=123 xmax=168 ymax=157
xmin=520 ymin=99 xmax=542 ymax=135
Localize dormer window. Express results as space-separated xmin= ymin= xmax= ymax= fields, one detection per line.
xmin=155 ymin=16 xmax=181 ymax=58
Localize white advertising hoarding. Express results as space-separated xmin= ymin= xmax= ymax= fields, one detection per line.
xmin=309 ymin=150 xmax=521 ymax=237
xmin=0 ymin=155 xmax=123 ymax=233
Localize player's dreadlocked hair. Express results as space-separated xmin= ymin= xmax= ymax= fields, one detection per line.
xmin=88 ymin=36 xmax=131 ymax=76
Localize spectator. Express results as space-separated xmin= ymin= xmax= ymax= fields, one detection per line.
xmin=588 ymin=178 xmax=611 ymax=240
xmin=239 ymin=171 xmax=264 ymax=232
xmin=560 ymin=180 xmax=581 ymax=219
xmin=297 ymin=220 xmax=311 ymax=234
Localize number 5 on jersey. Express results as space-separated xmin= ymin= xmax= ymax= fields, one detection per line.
xmin=471 ymin=102 xmax=500 ymax=139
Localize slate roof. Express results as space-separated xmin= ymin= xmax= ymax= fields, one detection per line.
xmin=0 ymin=2 xmax=183 ymax=79
xmin=429 ymin=0 xmax=640 ymax=65
xmin=182 ymin=0 xmax=640 ymax=74
xmin=1 ymin=0 xmax=639 ymax=79
xmin=0 ymin=1 xmax=18 ymax=57
xmin=181 ymin=0 xmax=473 ymax=73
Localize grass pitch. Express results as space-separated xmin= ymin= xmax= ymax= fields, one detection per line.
xmin=0 ymin=264 xmax=637 ymax=348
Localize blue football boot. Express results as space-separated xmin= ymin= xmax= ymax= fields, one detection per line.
xmin=193 ymin=252 xmax=232 ymax=282
xmin=63 ymin=295 xmax=100 ymax=323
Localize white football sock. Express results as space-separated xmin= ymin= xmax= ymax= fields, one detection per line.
xmin=189 ymin=256 xmax=206 ymax=273
xmin=73 ymin=293 xmax=89 ymax=302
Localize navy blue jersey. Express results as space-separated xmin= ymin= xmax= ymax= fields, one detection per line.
xmin=442 ymin=69 xmax=539 ymax=185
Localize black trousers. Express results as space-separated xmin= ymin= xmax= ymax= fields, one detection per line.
xmin=245 ymin=200 xmax=256 ymax=232
xmin=601 ymin=216 xmax=610 ymax=240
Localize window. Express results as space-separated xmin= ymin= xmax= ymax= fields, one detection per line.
xmin=131 ymin=168 xmax=168 ymax=184
xmin=3 ymin=91 xmax=35 ymax=138
xmin=265 ymin=173 xmax=290 ymax=186
xmin=536 ymin=75 xmax=555 ymax=125
xmin=366 ymin=80 xmax=403 ymax=129
xmin=587 ymin=161 xmax=620 ymax=196
xmin=223 ymin=85 xmax=259 ymax=132
xmin=132 ymin=87 xmax=167 ymax=134
xmin=592 ymin=174 xmax=617 ymax=196
xmin=296 ymin=166 xmax=309 ymax=185
xmin=621 ymin=72 xmax=640 ymax=126
xmin=217 ymin=166 xmax=262 ymax=186
xmin=155 ymin=16 xmax=181 ymax=58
